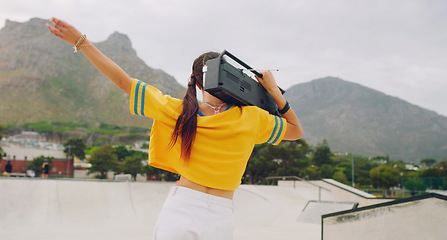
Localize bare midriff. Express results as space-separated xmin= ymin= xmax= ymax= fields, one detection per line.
xmin=176 ymin=176 xmax=235 ymax=200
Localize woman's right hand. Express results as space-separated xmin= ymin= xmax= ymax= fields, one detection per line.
xmin=256 ymin=71 xmax=303 ymax=140
xmin=46 ymin=17 xmax=84 ymax=46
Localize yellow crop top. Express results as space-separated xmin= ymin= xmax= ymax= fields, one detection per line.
xmin=130 ymin=79 xmax=287 ymax=190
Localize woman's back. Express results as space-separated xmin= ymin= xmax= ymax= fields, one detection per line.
xmin=130 ymin=79 xmax=287 ymax=190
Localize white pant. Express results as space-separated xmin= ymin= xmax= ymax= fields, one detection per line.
xmin=153 ymin=186 xmax=235 ymax=240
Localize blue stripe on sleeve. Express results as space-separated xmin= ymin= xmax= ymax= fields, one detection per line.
xmin=271 ymin=117 xmax=284 ymax=145
xmin=134 ymin=81 xmax=142 ymax=115
xmin=266 ymin=115 xmax=278 ymax=144
xmin=140 ymin=83 xmax=148 ymax=116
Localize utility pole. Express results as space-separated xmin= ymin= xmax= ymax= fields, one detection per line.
xmin=66 ymin=145 xmax=72 ymax=178
xmin=351 ymin=154 xmax=355 ymax=187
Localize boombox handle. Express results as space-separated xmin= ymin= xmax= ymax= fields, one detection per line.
xmin=218 ymin=50 xmax=285 ymax=95
xmin=218 ymin=50 xmax=264 ymax=78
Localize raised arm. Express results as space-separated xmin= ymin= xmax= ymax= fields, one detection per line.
xmin=46 ymin=17 xmax=133 ymax=95
xmin=256 ymin=71 xmax=303 ymax=140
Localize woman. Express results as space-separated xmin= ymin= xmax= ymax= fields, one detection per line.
xmin=46 ymin=17 xmax=303 ymax=240
xmin=42 ymin=159 xmax=50 ymax=179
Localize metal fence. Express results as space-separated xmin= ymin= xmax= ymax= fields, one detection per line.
xmin=401 ymin=177 xmax=447 ymax=191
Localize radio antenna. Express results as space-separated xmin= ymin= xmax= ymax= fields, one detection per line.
xmin=243 ymin=69 xmax=279 ymax=72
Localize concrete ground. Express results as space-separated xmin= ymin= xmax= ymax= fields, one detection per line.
xmin=0 ymin=178 xmax=380 ymax=240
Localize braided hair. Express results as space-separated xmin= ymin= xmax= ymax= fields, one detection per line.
xmin=169 ymin=52 xmax=220 ymax=162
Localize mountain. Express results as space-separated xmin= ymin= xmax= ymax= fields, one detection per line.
xmin=2 ymin=18 xmax=446 ymax=163
xmin=0 ymin=18 xmax=185 ymax=127
xmin=284 ymin=77 xmax=447 ymax=162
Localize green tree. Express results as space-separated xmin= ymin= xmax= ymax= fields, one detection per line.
xmin=161 ymin=171 xmax=180 ymax=181
xmin=142 ymin=164 xmax=179 ymax=181
xmin=63 ymin=138 xmax=86 ymax=160
xmin=245 ymin=155 xmax=278 ymax=184
xmin=244 ymin=139 xmax=311 ymax=184
xmin=143 ymin=164 xmax=160 ymax=178
xmin=0 ymin=146 xmax=5 ymax=160
xmin=420 ymin=158 xmax=437 ymax=168
xmin=437 ymin=160 xmax=447 ymax=170
xmin=320 ymin=164 xmax=334 ymax=178
xmin=370 ymin=165 xmax=400 ymax=190
xmin=0 ymin=124 xmax=6 ymax=159
xmin=304 ymin=166 xmax=320 ymax=179
xmin=88 ymin=145 xmax=120 ymax=179
xmin=0 ymin=124 xmax=5 ymax=138
xmin=435 ymin=159 xmax=447 ymax=188
xmin=141 ymin=142 xmax=149 ymax=149
xmin=420 ymin=168 xmax=447 ymax=178
xmin=113 ymin=145 xmax=130 ymax=161
xmin=403 ymin=178 xmax=427 ymax=193
xmin=26 ymin=156 xmax=54 ymax=176
xmin=245 ymin=144 xmax=278 ymax=184
xmin=121 ymin=151 xmax=147 ymax=180
xmin=273 ymin=140 xmax=310 ymax=177
xmin=333 ymin=171 xmax=349 ymax=185
xmin=333 ymin=155 xmax=380 ymax=187
xmin=313 ymin=139 xmax=332 ymax=166
xmin=354 ymin=157 xmax=380 ymax=186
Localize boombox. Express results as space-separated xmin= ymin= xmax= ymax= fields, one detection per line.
xmin=203 ymin=50 xmax=284 ymax=116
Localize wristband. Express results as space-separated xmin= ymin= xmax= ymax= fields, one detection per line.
xmin=279 ymin=101 xmax=290 ymax=115
xmin=74 ymin=34 xmax=87 ymax=53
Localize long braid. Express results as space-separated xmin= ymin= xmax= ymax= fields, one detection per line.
xmin=170 ymin=52 xmax=220 ymax=163
xmin=169 ymin=75 xmax=199 ymax=162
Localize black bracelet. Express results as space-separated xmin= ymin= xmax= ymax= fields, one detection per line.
xmin=279 ymin=101 xmax=290 ymax=115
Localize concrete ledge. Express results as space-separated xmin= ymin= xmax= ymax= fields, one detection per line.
xmin=10 ymin=173 xmax=27 ymax=177
xmin=322 ymin=193 xmax=447 ymax=240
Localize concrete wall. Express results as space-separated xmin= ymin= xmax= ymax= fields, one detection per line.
xmin=322 ymin=195 xmax=447 ymax=240
xmin=297 ymin=201 xmax=357 ymax=224
xmin=73 ymin=169 xmax=115 ymax=179
xmin=73 ymin=169 xmax=90 ymax=178
xmin=1 ymin=158 xmax=74 ymax=176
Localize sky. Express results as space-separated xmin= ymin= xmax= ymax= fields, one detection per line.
xmin=1 ymin=0 xmax=446 ymax=116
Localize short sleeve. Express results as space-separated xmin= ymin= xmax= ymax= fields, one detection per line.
xmin=255 ymin=109 xmax=287 ymax=145
xmin=129 ymin=79 xmax=181 ymax=121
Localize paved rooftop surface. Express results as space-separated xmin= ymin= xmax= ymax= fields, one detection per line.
xmin=0 ymin=178 xmax=382 ymax=240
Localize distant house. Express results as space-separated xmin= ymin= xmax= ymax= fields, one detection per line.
xmin=405 ymin=164 xmax=419 ymax=171
xmin=0 ymin=145 xmax=73 ymax=177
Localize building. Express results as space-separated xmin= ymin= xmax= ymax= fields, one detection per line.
xmin=0 ymin=144 xmax=73 ymax=177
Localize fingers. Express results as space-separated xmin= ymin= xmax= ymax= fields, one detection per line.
xmin=256 ymin=70 xmax=278 ymax=92
xmin=46 ymin=23 xmax=63 ymax=38
xmin=255 ymin=71 xmax=271 ymax=82
xmin=51 ymin=17 xmax=66 ymax=30
xmin=262 ymin=71 xmax=273 ymax=79
xmin=48 ymin=17 xmax=71 ymax=36
xmin=46 ymin=17 xmax=82 ymax=45
xmin=47 ymin=18 xmax=63 ymax=37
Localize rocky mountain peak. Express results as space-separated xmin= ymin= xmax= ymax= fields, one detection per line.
xmin=99 ymin=31 xmax=135 ymax=54
xmin=107 ymin=32 xmax=132 ymax=45
xmin=2 ymin=18 xmax=48 ymax=38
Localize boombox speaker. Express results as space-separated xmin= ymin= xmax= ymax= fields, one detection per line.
xmin=203 ymin=50 xmax=285 ymax=116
